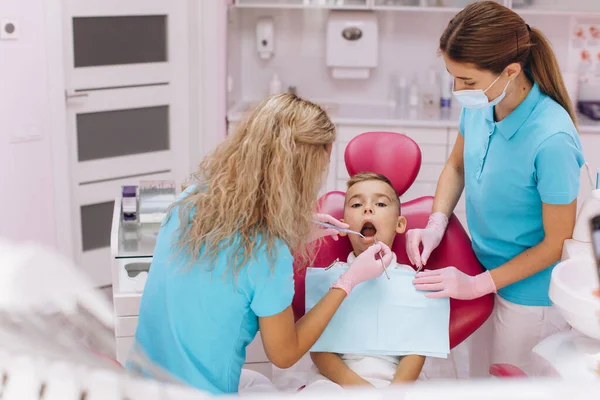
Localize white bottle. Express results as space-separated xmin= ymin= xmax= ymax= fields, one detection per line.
xmin=396 ymin=75 xmax=409 ymax=109
xmin=422 ymin=68 xmax=440 ymax=109
xmin=269 ymin=73 xmax=282 ymax=96
xmin=409 ymin=74 xmax=420 ymax=109
xmin=440 ymin=70 xmax=453 ymax=108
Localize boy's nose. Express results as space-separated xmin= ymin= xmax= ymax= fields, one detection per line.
xmin=363 ymin=206 xmax=374 ymax=215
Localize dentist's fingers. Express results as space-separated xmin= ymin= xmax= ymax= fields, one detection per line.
xmin=412 ymin=275 xmax=444 ymax=285
xmin=414 ymin=270 xmax=442 ymax=278
xmin=406 ymin=232 xmax=423 ymax=269
xmin=314 ymin=213 xmax=349 ymax=229
xmin=421 ymin=242 xmax=434 ymax=266
xmin=414 ymin=283 xmax=445 ymax=292
xmin=425 ymin=290 xmax=451 ymax=299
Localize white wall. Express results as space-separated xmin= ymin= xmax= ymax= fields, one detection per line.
xmin=233 ymin=10 xmax=572 ymax=103
xmin=0 ymin=0 xmax=57 ymax=247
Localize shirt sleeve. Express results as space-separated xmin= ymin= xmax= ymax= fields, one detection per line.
xmin=534 ymin=132 xmax=584 ymax=205
xmin=249 ymin=242 xmax=295 ymax=317
xmin=458 ymin=107 xmax=466 ymax=137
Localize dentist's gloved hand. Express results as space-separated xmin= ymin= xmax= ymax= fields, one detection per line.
xmin=406 ymin=212 xmax=449 ymax=269
xmin=332 ymin=243 xmax=393 ymax=296
xmin=307 ymin=213 xmax=349 ymax=243
xmin=413 ymin=266 xmax=497 ymax=300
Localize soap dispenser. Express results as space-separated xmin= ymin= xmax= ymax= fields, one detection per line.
xmin=572 ymin=189 xmax=600 ymax=243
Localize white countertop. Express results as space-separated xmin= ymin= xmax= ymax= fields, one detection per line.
xmin=227 ymin=101 xmax=600 ymax=133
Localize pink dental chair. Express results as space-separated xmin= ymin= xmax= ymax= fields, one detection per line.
xmin=292 ymin=131 xmax=494 ymax=351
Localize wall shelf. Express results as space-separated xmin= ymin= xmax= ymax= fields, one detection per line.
xmin=232 ymin=0 xmax=600 ymax=16
xmin=233 ymin=0 xmax=370 ymax=10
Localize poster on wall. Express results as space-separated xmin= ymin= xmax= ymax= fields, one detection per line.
xmin=568 ymin=18 xmax=600 ymax=77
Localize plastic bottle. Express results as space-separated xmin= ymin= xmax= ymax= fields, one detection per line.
xmin=269 ymin=73 xmax=282 ymax=96
xmin=396 ymin=75 xmax=409 ymax=109
xmin=422 ymin=68 xmax=440 ymax=109
xmin=440 ymin=70 xmax=453 ymax=109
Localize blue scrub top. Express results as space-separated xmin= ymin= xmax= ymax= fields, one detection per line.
xmin=131 ymin=186 xmax=295 ymax=395
xmin=460 ymin=82 xmax=584 ymax=306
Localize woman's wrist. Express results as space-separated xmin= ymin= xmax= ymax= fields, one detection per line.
xmin=473 ymin=270 xmax=497 ymax=298
xmin=426 ymin=212 xmax=449 ymax=233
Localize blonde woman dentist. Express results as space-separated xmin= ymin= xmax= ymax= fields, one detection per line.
xmin=407 ymin=2 xmax=584 ymax=376
xmin=130 ymin=94 xmax=393 ymax=395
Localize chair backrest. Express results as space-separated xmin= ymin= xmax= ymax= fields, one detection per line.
xmin=292 ymin=132 xmax=493 ymax=349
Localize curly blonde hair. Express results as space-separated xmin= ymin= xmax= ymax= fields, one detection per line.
xmin=172 ymin=94 xmax=336 ymax=274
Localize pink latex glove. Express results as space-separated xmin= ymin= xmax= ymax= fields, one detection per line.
xmin=406 ymin=212 xmax=449 ymax=269
xmin=332 ymin=243 xmax=394 ymax=295
xmin=413 ymin=266 xmax=496 ymax=300
xmin=307 ymin=213 xmax=349 ymax=243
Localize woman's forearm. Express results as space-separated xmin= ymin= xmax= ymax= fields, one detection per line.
xmin=432 ymin=162 xmax=465 ymax=218
xmin=489 ymin=239 xmax=562 ymax=290
xmin=291 ymin=288 xmax=347 ymax=362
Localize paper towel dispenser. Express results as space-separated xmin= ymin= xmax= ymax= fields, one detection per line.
xmin=326 ymin=11 xmax=378 ymax=80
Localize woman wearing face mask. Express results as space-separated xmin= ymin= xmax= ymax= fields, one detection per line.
xmin=407 ymin=1 xmax=585 ymax=376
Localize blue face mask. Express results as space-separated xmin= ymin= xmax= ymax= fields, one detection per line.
xmin=452 ymin=74 xmax=511 ymax=110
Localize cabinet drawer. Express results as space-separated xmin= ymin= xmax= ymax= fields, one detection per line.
xmin=402 ymin=127 xmax=449 ymax=146
xmin=420 ymin=144 xmax=447 ymax=164
xmin=337 ymin=126 xmax=447 ymax=146
xmin=417 ymin=163 xmax=444 ymax=183
xmin=401 ymin=181 xmax=437 ymax=202
xmin=336 ymin=179 xmax=348 ymax=192
xmin=115 ymin=316 xmax=138 ymax=337
xmin=337 ymin=158 xmax=349 ymax=180
xmin=116 ymin=336 xmax=134 ymax=365
xmin=114 ymin=293 xmax=142 ymax=317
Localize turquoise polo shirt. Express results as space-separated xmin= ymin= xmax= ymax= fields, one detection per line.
xmin=460 ymin=82 xmax=584 ymax=306
xmin=130 ymin=186 xmax=295 ymax=395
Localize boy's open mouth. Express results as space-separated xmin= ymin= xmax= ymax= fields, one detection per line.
xmin=360 ymin=221 xmax=377 ymax=238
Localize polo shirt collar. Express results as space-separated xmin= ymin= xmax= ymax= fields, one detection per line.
xmin=485 ymin=82 xmax=542 ymax=140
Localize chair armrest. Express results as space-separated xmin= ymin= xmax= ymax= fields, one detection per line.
xmin=489 ymin=363 xmax=527 ymax=377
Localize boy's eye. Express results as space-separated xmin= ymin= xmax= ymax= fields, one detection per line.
xmin=351 ymin=203 xmax=362 ymax=208
xmin=376 ymin=202 xmax=387 ymax=207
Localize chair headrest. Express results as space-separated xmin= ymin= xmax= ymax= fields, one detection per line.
xmin=344 ymin=131 xmax=421 ymax=197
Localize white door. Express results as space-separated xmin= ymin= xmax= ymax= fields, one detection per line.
xmin=63 ymin=0 xmax=190 ymax=286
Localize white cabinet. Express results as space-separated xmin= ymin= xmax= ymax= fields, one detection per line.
xmin=110 ymin=199 xmax=271 ymax=372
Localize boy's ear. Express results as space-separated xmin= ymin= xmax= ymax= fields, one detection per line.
xmin=396 ymin=216 xmax=407 ymax=234
xmin=339 ymin=218 xmax=347 ymax=237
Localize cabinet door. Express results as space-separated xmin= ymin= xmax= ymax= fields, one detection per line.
xmin=579 ymin=132 xmax=600 ymax=211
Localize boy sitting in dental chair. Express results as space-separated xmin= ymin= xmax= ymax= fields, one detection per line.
xmin=305 ymin=172 xmax=427 ymax=390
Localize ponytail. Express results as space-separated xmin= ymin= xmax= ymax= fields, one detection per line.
xmin=528 ymin=27 xmax=577 ymax=125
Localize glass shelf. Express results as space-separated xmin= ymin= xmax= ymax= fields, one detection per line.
xmin=512 ymin=0 xmax=600 ymax=15
xmin=234 ymin=0 xmax=370 ymax=9
xmin=371 ymin=0 xmax=503 ymax=11
xmin=116 ymin=219 xmax=159 ymax=259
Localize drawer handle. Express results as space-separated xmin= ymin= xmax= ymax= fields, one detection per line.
xmin=125 ymin=262 xmax=151 ymax=278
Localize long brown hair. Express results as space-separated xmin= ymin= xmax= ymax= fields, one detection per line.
xmin=439 ymin=1 xmax=576 ymax=124
xmin=172 ymin=94 xmax=336 ymax=274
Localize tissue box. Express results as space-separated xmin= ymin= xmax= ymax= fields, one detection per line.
xmin=326 ymin=11 xmax=378 ymax=79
